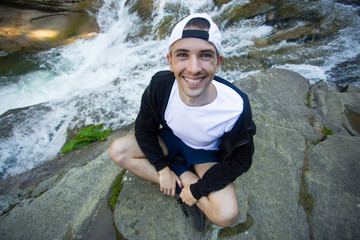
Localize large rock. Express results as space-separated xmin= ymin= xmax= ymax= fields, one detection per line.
xmin=0 ymin=1 xmax=100 ymax=52
xmin=0 ymin=69 xmax=359 ymax=239
xmin=307 ymin=135 xmax=360 ymax=239
xmin=113 ymin=69 xmax=359 ymax=239
xmin=0 ymin=125 xmax=134 ymax=239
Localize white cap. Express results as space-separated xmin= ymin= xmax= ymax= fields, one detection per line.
xmin=168 ymin=13 xmax=222 ymax=54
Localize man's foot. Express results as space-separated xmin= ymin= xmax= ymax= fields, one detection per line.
xmin=178 ymin=198 xmax=206 ymax=231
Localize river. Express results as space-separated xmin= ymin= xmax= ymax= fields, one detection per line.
xmin=0 ymin=0 xmax=359 ymax=179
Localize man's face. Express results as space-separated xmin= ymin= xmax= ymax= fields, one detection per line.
xmin=167 ymin=36 xmax=223 ymax=106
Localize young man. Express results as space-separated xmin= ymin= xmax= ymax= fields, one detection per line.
xmin=109 ymin=13 xmax=256 ymax=231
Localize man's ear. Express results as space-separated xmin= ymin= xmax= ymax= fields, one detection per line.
xmin=167 ymin=53 xmax=174 ymax=72
xmin=215 ymin=54 xmax=223 ymax=73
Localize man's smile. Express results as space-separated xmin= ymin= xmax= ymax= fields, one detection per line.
xmin=183 ymin=76 xmax=204 ymax=86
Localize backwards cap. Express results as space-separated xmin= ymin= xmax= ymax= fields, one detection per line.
xmin=168 ymin=13 xmax=222 ymax=54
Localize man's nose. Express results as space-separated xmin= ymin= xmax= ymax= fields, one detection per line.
xmin=187 ymin=56 xmax=201 ymax=74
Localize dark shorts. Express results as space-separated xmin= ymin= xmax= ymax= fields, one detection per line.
xmin=158 ymin=128 xmax=220 ymax=176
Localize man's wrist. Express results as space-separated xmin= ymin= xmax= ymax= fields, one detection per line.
xmin=158 ymin=166 xmax=171 ymax=175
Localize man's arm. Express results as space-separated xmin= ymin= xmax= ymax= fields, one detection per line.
xmin=134 ymin=76 xmax=182 ymax=196
xmin=190 ymin=141 xmax=254 ymax=200
xmin=135 ymin=85 xmax=168 ymax=171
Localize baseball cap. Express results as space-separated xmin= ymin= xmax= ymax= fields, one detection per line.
xmin=168 ymin=13 xmax=222 ymax=54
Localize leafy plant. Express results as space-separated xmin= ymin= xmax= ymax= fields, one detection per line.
xmin=61 ymin=124 xmax=112 ymax=153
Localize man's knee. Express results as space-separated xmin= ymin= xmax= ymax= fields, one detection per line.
xmin=211 ymin=207 xmax=239 ymax=227
xmin=109 ymin=137 xmax=130 ymax=167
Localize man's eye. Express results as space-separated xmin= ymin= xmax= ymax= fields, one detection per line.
xmin=177 ymin=53 xmax=187 ymax=58
xmin=201 ymin=53 xmax=213 ymax=59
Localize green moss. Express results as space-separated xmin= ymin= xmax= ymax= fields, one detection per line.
xmin=305 ymin=92 xmax=312 ymax=108
xmin=322 ymin=126 xmax=334 ymax=136
xmin=61 ymin=124 xmax=112 ymax=153
xmin=218 ymin=213 xmax=254 ymax=238
xmin=109 ymin=169 xmax=127 ymax=211
xmin=312 ymin=126 xmax=334 ymax=145
xmin=299 ymin=140 xmax=314 ymax=213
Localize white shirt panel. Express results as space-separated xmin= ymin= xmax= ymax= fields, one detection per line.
xmin=164 ymin=80 xmax=243 ymax=150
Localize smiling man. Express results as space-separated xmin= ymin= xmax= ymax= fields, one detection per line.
xmin=109 ymin=13 xmax=256 ymax=231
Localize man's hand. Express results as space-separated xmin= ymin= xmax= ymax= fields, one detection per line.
xmin=158 ymin=166 xmax=182 ymax=196
xmin=179 ymin=185 xmax=197 ymax=206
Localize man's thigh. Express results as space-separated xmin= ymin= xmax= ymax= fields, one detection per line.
xmin=194 ymin=162 xmax=238 ymax=210
xmin=111 ymin=133 xmax=168 ymax=158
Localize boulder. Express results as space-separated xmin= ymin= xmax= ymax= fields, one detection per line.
xmin=0 ymin=125 xmax=134 ymax=239
xmin=113 ymin=69 xmax=360 ymax=239
xmin=307 ymin=135 xmax=360 ymax=239
xmin=0 ymin=69 xmax=359 ymax=240
xmin=0 ymin=2 xmax=100 ymax=52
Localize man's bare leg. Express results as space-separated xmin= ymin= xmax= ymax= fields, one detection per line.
xmin=109 ymin=134 xmax=182 ymax=196
xmin=110 ymin=135 xmax=238 ymax=227
xmin=179 ymin=163 xmax=239 ymax=227
xmin=109 ymin=134 xmax=163 ymax=183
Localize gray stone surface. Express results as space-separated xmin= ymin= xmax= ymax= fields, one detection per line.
xmin=307 ymin=135 xmax=360 ymax=240
xmin=1 ymin=69 xmax=359 ymax=240
xmin=0 ymin=126 xmax=134 ymax=240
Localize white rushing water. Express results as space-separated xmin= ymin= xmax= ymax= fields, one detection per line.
xmin=0 ymin=0 xmax=359 ymax=179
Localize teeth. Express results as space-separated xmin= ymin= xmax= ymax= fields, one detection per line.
xmin=184 ymin=77 xmax=201 ymax=84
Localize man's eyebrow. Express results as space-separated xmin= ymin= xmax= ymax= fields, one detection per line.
xmin=173 ymin=48 xmax=216 ymax=54
xmin=174 ymin=48 xmax=190 ymax=53
xmin=200 ymin=49 xmax=216 ymax=54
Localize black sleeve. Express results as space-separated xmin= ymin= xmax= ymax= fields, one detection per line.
xmin=134 ymin=86 xmax=168 ymax=171
xmin=190 ymin=140 xmax=254 ymax=200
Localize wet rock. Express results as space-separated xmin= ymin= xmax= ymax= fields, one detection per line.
xmin=0 ymin=3 xmax=100 ymax=52
xmin=0 ymin=125 xmax=134 ymax=239
xmin=0 ymin=0 xmax=100 ymax=12
xmin=310 ymin=81 xmax=360 ymax=136
xmin=126 ymin=0 xmax=154 ymax=21
xmin=114 ymin=69 xmax=359 ymax=239
xmin=327 ymin=54 xmax=360 ymax=86
xmin=222 ymin=1 xmax=274 ymax=27
xmin=221 ymin=56 xmax=268 ymax=72
xmin=266 ymin=4 xmax=321 ymax=28
xmin=213 ymin=0 xmax=232 ymax=8
xmin=1 ymin=69 xmax=359 ymax=240
xmin=336 ymin=0 xmax=360 ymax=7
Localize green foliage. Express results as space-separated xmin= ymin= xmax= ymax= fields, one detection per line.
xmin=61 ymin=124 xmax=112 ymax=153
xmin=321 ymin=126 xmax=334 ymax=136
xmin=306 ymin=92 xmax=312 ymax=108
xmin=109 ymin=170 xmax=127 ymax=210
xmin=312 ymin=126 xmax=334 ymax=145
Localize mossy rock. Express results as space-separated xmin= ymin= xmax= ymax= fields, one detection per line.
xmin=224 ymin=1 xmax=273 ymax=27
xmin=126 ymin=0 xmax=154 ymax=21
xmin=213 ymin=0 xmax=232 ymax=8
xmin=154 ymin=15 xmax=176 ymax=40
xmin=152 ymin=2 xmax=190 ymax=40
xmin=222 ymin=56 xmax=267 ymax=72
xmin=0 ymin=0 xmax=100 ymax=12
xmin=266 ymin=4 xmax=321 ymax=27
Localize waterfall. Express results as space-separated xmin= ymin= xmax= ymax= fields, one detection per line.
xmin=0 ymin=0 xmax=359 ymax=179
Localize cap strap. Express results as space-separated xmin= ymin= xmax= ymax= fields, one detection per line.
xmin=182 ymin=30 xmax=209 ymax=41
